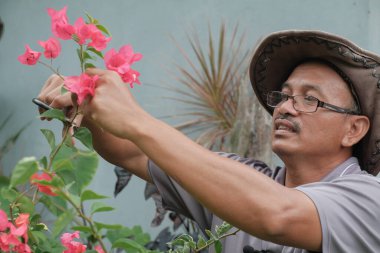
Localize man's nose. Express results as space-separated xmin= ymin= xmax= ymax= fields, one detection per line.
xmin=275 ymin=98 xmax=298 ymax=115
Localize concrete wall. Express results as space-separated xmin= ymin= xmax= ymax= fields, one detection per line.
xmin=0 ymin=0 xmax=379 ymax=236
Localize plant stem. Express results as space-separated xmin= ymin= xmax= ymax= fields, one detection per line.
xmin=38 ymin=60 xmax=65 ymax=80
xmin=196 ymin=229 xmax=240 ymax=252
xmin=60 ymin=190 xmax=108 ymax=253
xmin=80 ymin=45 xmax=85 ymax=73
xmin=46 ymin=108 xmax=80 ymax=172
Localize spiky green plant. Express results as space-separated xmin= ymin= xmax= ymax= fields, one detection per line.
xmin=166 ymin=23 xmax=251 ymax=150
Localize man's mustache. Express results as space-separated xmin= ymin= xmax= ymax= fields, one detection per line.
xmin=274 ymin=114 xmax=301 ymax=133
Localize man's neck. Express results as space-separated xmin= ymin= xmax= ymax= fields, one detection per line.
xmin=281 ymin=153 xmax=351 ymax=187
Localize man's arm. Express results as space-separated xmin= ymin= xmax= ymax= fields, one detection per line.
xmin=82 ymin=118 xmax=151 ymax=182
xmin=37 ymin=74 xmax=151 ymax=182
xmin=84 ymin=68 xmax=323 ymax=251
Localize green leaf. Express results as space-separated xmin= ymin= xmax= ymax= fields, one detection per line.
xmin=39 ymin=195 xmax=67 ymax=216
xmin=39 ymin=156 xmax=48 ymax=169
xmin=85 ymin=12 xmax=96 ymax=24
xmin=52 ymin=210 xmax=75 ymax=237
xmin=83 ymin=51 xmax=94 ymax=61
xmin=205 ymin=229 xmax=214 ymax=239
xmin=216 ymin=221 xmax=233 ymax=236
xmin=40 ymin=129 xmax=56 ymax=150
xmin=81 ymin=189 xmax=108 ymax=202
xmin=73 ymin=127 xmax=94 ymax=150
xmin=0 ymin=175 xmax=10 ymax=188
xmin=96 ymin=24 xmax=111 ymax=36
xmin=90 ymin=202 xmax=114 ymax=215
xmin=87 ymin=47 xmax=104 ymax=59
xmin=214 ymin=240 xmax=222 ymax=253
xmin=32 ymin=223 xmax=48 ymax=231
xmin=94 ymin=222 xmax=122 ymax=231
xmin=1 ymin=188 xmax=35 ymax=214
xmin=40 ymin=109 xmax=66 ymax=121
xmin=9 ymin=156 xmax=38 ymax=188
xmin=112 ymin=238 xmax=145 ymax=252
xmin=84 ymin=63 xmax=96 ymax=69
xmin=71 ymin=225 xmax=92 ymax=233
xmin=196 ymin=235 xmax=206 ymax=248
xmin=53 ymin=145 xmax=98 ymax=195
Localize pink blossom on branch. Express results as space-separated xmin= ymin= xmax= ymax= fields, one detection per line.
xmin=95 ymin=244 xmax=105 ymax=253
xmin=39 ymin=37 xmax=61 ymax=59
xmin=30 ymin=172 xmax=58 ymax=196
xmin=61 ymin=231 xmax=87 ymax=253
xmin=17 ymin=45 xmax=41 ymax=65
xmin=0 ymin=210 xmax=9 ymax=232
xmin=64 ymin=73 xmax=99 ymax=105
xmin=88 ymin=30 xmax=111 ymax=51
xmin=104 ymin=45 xmax=142 ymax=87
xmin=72 ymin=17 xmax=98 ymax=45
xmin=47 ymin=6 xmax=74 ymax=40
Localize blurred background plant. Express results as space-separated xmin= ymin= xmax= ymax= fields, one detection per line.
xmin=0 ymin=115 xmax=29 ymax=185
xmin=164 ymin=22 xmax=272 ymax=163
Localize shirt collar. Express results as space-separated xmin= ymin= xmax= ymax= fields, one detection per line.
xmin=275 ymin=157 xmax=364 ymax=185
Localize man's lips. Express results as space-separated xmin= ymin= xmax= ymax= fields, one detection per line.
xmin=274 ymin=118 xmax=300 ymax=133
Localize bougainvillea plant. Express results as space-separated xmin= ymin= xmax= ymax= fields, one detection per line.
xmin=4 ymin=6 xmax=157 ymax=253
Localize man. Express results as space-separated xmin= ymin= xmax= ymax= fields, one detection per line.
xmin=38 ymin=30 xmax=380 ymax=252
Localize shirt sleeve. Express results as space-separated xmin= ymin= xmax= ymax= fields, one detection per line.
xmin=296 ymin=174 xmax=380 ymax=253
xmin=147 ymin=152 xmax=274 ymax=230
xmin=148 ymin=159 xmax=212 ymax=231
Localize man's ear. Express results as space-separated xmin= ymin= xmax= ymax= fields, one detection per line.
xmin=342 ymin=115 xmax=370 ymax=147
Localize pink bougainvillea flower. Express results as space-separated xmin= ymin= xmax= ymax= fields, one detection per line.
xmin=88 ymin=30 xmax=111 ymax=51
xmin=17 ymin=45 xmax=41 ymax=65
xmin=0 ymin=232 xmax=21 ymax=252
xmin=47 ymin=6 xmax=74 ymax=40
xmin=14 ymin=213 xmax=30 ymax=243
xmin=64 ymin=73 xmax=99 ymax=105
xmin=72 ymin=17 xmax=98 ymax=45
xmin=30 ymin=172 xmax=58 ymax=196
xmin=15 ymin=214 xmax=29 ymax=228
xmin=61 ymin=231 xmax=87 ymax=253
xmin=13 ymin=243 xmax=32 ymax=253
xmin=104 ymin=45 xmax=142 ymax=87
xmin=38 ymin=37 xmax=61 ymax=59
xmin=0 ymin=210 xmax=9 ymax=232
xmin=121 ymin=69 xmax=141 ymax=88
xmin=95 ymin=245 xmax=105 ymax=253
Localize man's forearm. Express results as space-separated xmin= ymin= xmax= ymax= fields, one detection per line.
xmin=82 ymin=117 xmax=151 ymax=182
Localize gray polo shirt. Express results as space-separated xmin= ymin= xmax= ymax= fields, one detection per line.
xmin=148 ymin=154 xmax=380 ymax=253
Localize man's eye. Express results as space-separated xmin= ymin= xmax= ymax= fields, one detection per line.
xmin=303 ymin=95 xmax=317 ymax=104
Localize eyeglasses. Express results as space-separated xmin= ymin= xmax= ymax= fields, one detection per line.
xmin=266 ymin=91 xmax=360 ymax=115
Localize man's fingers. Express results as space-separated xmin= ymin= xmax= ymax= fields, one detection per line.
xmin=49 ymin=92 xmax=72 ymax=109
xmin=85 ymin=68 xmax=108 ymax=76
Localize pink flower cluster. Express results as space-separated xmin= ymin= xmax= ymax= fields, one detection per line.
xmin=60 ymin=231 xmax=86 ymax=253
xmin=18 ymin=6 xmax=143 ymax=105
xmin=105 ymin=45 xmax=143 ymax=88
xmin=47 ymin=7 xmax=111 ymax=51
xmin=0 ymin=210 xmax=31 ymax=253
xmin=60 ymin=231 xmax=104 ymax=253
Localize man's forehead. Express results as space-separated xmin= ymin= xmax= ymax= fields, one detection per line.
xmin=281 ymin=82 xmax=323 ymax=93
xmin=280 ymin=61 xmax=351 ymax=94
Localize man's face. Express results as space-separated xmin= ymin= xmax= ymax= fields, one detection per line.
xmin=271 ymin=62 xmax=355 ymax=159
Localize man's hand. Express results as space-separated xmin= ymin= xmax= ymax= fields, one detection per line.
xmin=84 ymin=68 xmax=148 ymax=140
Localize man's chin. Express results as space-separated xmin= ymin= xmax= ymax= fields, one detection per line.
xmin=271 ymin=141 xmax=298 ymax=157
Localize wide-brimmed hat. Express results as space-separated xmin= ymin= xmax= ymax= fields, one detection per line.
xmin=249 ymin=30 xmax=380 ymax=175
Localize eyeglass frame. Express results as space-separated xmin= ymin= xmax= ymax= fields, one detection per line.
xmin=266 ymin=91 xmax=360 ymax=115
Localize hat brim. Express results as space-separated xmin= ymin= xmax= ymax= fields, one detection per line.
xmin=249 ymin=30 xmax=380 ymax=175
